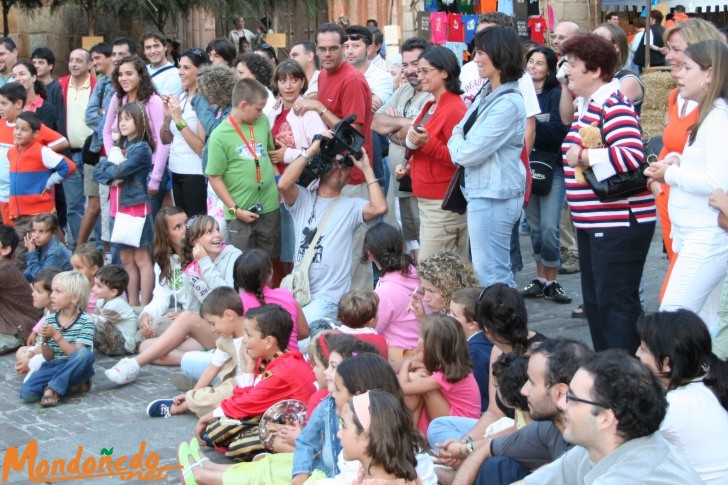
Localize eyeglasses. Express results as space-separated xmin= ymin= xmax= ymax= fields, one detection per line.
xmin=185 ymin=215 xmax=200 ymax=229
xmin=416 ymin=67 xmax=437 ymax=76
xmin=316 ymin=45 xmax=341 ymax=54
xmin=550 ymin=34 xmax=568 ymax=41
xmin=565 ymin=391 xmax=608 ymax=409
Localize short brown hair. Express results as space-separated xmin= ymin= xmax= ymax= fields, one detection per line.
xmin=231 ymin=77 xmax=268 ymax=107
xmin=94 ymin=264 xmax=129 ymax=296
xmin=337 ymin=288 xmax=379 ymax=328
xmin=200 ymin=286 xmax=244 ymax=318
xmin=451 ymin=287 xmax=481 ymax=323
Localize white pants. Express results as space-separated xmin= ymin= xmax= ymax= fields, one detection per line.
xmin=660 ymin=227 xmax=728 ymax=328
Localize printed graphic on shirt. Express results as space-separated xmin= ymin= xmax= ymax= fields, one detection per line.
xmin=236 ymin=142 xmax=265 ymax=160
xmin=296 ymin=227 xmax=326 ymax=264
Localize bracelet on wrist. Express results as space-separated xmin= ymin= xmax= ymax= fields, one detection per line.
xmin=320 ymin=107 xmax=328 ymax=116
xmin=367 ymin=179 xmax=380 ymax=187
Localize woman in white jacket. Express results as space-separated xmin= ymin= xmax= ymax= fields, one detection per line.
xmin=268 ymin=60 xmax=327 ymax=272
xmin=105 ymin=214 xmax=242 ymax=385
xmin=646 ymin=40 xmax=728 ymax=329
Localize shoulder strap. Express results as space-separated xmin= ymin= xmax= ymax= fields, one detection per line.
xmin=463 ymin=87 xmax=521 ymax=135
xmin=297 ymin=196 xmax=342 ymax=271
xmin=151 ymin=65 xmax=175 ymax=79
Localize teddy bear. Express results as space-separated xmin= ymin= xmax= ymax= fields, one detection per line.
xmin=575 ymin=122 xmax=603 ymax=184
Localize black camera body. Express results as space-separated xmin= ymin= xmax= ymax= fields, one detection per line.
xmin=298 ymin=114 xmax=365 ymax=187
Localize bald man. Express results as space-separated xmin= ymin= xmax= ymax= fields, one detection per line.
xmin=551 ymin=21 xmax=580 ymax=55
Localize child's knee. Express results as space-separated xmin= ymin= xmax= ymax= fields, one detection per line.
xmin=19 ymin=384 xmax=41 ymax=402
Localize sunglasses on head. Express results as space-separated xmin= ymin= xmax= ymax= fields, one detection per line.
xmin=346 ymin=33 xmax=368 ymax=42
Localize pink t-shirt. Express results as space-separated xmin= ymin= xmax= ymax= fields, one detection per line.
xmin=240 ymin=286 xmax=300 ymax=350
xmin=87 ymin=291 xmax=98 ymax=315
xmin=418 ymin=370 xmax=481 ymax=433
xmin=32 ymin=315 xmax=46 ymax=334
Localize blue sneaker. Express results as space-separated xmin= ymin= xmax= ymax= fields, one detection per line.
xmin=146 ymin=399 xmax=174 ymax=418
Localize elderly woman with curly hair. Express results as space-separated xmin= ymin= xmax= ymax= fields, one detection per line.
xmin=189 ymin=64 xmax=237 ymax=239
xmin=407 ymin=251 xmax=479 ymax=321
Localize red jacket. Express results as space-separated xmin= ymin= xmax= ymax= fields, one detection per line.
xmin=410 ymin=91 xmax=467 ymax=199
xmin=220 ymin=350 xmax=316 ymax=419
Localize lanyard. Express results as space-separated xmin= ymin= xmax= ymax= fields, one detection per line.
xmin=229 ymin=116 xmax=261 ymax=185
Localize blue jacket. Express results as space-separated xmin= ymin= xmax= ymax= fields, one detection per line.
xmin=24 ymin=236 xmax=72 ymax=281
xmin=292 ymin=396 xmax=341 ymax=478
xmin=448 ymin=81 xmax=526 ymax=200
xmin=85 ymin=76 xmax=115 ymax=153
xmin=93 ymin=140 xmax=153 ymax=207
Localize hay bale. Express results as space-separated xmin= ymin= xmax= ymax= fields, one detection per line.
xmin=640 ymin=70 xmax=677 ymax=136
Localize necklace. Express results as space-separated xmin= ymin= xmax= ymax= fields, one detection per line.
xmin=58 ymin=309 xmax=80 ymax=328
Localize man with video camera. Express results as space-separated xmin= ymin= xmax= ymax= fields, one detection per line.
xmin=277 ymin=124 xmax=386 ymax=324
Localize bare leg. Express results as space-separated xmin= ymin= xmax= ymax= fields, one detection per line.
xmin=422 ymin=388 xmax=452 ymax=421
xmin=120 ymin=249 xmax=140 ymax=306
xmin=138 ymin=337 xmax=205 ymax=366
xmin=77 ymin=196 xmax=100 ymax=245
xmin=171 ymin=400 xmax=189 ymax=415
xmin=134 ymin=247 xmax=154 ymax=305
xmin=405 ymin=394 xmax=425 ymax=426
xmin=133 ymin=311 xmax=216 ymax=367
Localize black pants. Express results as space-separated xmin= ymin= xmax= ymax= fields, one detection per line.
xmin=171 ymin=172 xmax=207 ymax=217
xmin=577 ymin=217 xmax=655 ymax=353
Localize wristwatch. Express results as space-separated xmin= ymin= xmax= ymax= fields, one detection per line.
xmin=175 ymin=119 xmax=188 ymax=131
xmin=227 ymin=205 xmax=239 ymax=216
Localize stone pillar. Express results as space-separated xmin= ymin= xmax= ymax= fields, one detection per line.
xmin=185 ymin=7 xmax=216 ymax=50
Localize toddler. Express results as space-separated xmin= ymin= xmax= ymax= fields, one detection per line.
xmin=15 ymin=268 xmax=60 ymax=374
xmin=92 ymin=264 xmax=138 ymax=355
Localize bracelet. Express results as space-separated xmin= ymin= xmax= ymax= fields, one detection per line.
xmin=301 ymin=152 xmax=311 ymax=163
xmin=367 ymin=179 xmax=380 ymax=187
xmin=320 ymin=107 xmax=328 ymax=116
xmin=162 ymin=124 xmax=171 ymax=132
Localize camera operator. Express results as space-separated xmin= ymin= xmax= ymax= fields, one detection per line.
xmin=277 ymin=133 xmax=387 ymax=323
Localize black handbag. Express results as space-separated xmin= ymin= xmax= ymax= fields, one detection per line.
xmin=582 ymin=98 xmax=651 ymax=203
xmin=529 ymin=150 xmax=560 ymax=196
xmin=441 ymin=87 xmax=521 ymax=214
xmin=82 ymin=134 xmax=101 ymax=166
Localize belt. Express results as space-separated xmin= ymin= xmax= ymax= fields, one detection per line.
xmin=70 ymin=148 xmax=83 ymax=153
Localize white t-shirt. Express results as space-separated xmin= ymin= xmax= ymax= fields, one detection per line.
xmin=285 ymin=189 xmax=367 ymax=304
xmin=169 ymin=92 xmax=203 ymax=175
xmin=459 ymin=61 xmax=540 ymax=117
xmin=148 ymin=62 xmax=183 ymax=97
xmin=661 ymin=381 xmax=728 ymax=485
xmin=364 ymin=62 xmax=394 ymax=107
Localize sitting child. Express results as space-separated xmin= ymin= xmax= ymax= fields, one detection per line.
xmin=15 ymin=268 xmax=60 ymax=374
xmin=450 ymin=287 xmax=494 ymax=412
xmin=0 ymin=224 xmax=36 ymax=355
xmin=194 ymin=304 xmax=316 ymax=462
xmin=23 ymin=213 xmax=72 ymax=281
xmin=336 ymin=288 xmax=388 ymax=359
xmin=70 ymin=244 xmax=104 ymax=314
xmin=146 ymin=287 xmax=246 ymax=418
xmin=92 ymin=264 xmax=138 ymax=356
xmin=19 ymin=271 xmax=95 ymax=407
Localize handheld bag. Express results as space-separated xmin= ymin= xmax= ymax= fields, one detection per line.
xmin=280 ymin=196 xmax=342 ymax=306
xmin=110 ymin=189 xmax=147 ymax=247
xmin=442 ymin=87 xmax=521 ymax=214
xmin=529 ymin=150 xmax=560 ymax=196
xmin=582 ymin=98 xmax=651 ymax=203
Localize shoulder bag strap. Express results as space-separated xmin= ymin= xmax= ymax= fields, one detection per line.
xmin=296 ymin=196 xmax=342 ymax=272
xmin=463 ymin=87 xmax=521 ymax=136
xmin=150 ymin=65 xmax=175 ymax=79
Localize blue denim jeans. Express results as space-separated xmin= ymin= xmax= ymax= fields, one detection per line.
xmin=427 ymin=416 xmax=478 ymax=450
xmin=468 ymin=197 xmax=523 ymax=288
xmin=524 ymin=166 xmax=566 ymax=267
xmin=475 ymin=456 xmax=531 ymax=485
xmin=63 ymin=151 xmax=86 ymax=246
xmin=19 ymin=347 xmax=95 ymax=402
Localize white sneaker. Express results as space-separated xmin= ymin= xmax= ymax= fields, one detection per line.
xmin=105 ymin=357 xmax=140 ymax=385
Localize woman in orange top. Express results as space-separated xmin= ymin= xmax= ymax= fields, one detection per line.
xmin=655 ymin=19 xmax=724 ymax=300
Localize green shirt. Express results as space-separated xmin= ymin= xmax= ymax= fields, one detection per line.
xmin=205 ymin=115 xmax=279 ymax=219
xmin=44 ymin=311 xmax=95 ymax=360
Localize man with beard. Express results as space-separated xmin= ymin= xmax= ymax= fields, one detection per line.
xmin=0 ymin=37 xmax=17 ymax=87
xmin=435 ymin=339 xmax=593 ymax=485
xmin=372 ymin=37 xmax=432 ymax=256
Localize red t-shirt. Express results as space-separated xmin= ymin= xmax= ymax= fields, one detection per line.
xmin=316 ymin=62 xmax=373 ymax=185
xmin=430 ymin=12 xmax=448 ymax=45
xmin=447 ymin=13 xmax=465 ymax=42
xmin=528 ymin=17 xmax=547 ymax=45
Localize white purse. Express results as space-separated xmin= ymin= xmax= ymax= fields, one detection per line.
xmin=110 ymin=188 xmax=147 ymax=247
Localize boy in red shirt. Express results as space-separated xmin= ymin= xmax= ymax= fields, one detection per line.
xmin=194 ymin=303 xmax=316 ymax=461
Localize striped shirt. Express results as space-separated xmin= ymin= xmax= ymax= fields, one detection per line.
xmin=562 ymin=81 xmax=656 ymax=230
xmin=44 ymin=311 xmax=95 ymax=360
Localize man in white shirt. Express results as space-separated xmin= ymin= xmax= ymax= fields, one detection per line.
xmin=344 ymin=25 xmax=393 ymax=112
xmin=367 ymin=26 xmax=387 ymax=71
xmin=291 ymin=41 xmax=320 ymax=98
xmin=142 ymin=31 xmax=183 ymax=97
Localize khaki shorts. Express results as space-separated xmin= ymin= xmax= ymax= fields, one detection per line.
xmin=227 ymin=209 xmax=281 ymax=259
xmin=84 ymin=164 xmax=100 ymax=197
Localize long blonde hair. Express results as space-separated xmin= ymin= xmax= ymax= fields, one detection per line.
xmin=685 ymin=40 xmax=728 ymax=145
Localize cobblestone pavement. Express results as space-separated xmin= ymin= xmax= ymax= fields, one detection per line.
xmin=0 ymin=222 xmax=667 ymax=484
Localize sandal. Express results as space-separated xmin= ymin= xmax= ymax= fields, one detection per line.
xmin=187 ymin=439 xmax=209 ymax=467
xmin=177 ymin=442 xmax=201 ymax=485
xmin=41 ymin=387 xmax=60 ymax=407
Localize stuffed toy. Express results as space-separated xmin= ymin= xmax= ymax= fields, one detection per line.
xmin=576 ymin=122 xmax=603 ymax=183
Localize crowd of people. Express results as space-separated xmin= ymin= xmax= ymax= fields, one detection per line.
xmin=1 ymin=7 xmax=728 ymax=484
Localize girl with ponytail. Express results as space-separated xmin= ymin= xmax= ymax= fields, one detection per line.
xmin=636 ymin=309 xmax=728 ymax=484
xmin=362 ymin=222 xmax=420 ymax=351
xmin=233 ymin=249 xmax=308 ymax=350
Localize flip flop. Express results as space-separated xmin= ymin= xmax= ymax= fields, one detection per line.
xmin=188 ymin=438 xmax=209 ymax=467
xmin=41 ymin=387 xmax=60 ymax=407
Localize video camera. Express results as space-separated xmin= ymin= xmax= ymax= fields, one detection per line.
xmin=298 ymin=114 xmax=365 ymax=187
